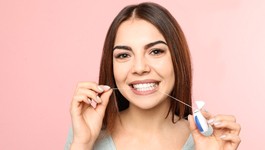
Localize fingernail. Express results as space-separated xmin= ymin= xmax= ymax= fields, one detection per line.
xmin=103 ymin=85 xmax=110 ymax=90
xmin=214 ymin=121 xmax=222 ymax=126
xmin=87 ymin=98 xmax=92 ymax=103
xmin=98 ymin=86 xmax=104 ymax=92
xmin=208 ymin=119 xmax=214 ymax=124
xmin=96 ymin=96 xmax=102 ymax=103
xmin=91 ymin=100 xmax=97 ymax=108
xmin=220 ymin=135 xmax=226 ymax=139
xmin=187 ymin=114 xmax=192 ymax=121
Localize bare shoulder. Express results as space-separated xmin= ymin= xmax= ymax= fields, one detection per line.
xmin=168 ymin=116 xmax=191 ymax=147
xmin=174 ymin=117 xmax=191 ymax=136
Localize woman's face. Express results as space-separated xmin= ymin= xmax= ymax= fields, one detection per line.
xmin=113 ymin=19 xmax=175 ymax=110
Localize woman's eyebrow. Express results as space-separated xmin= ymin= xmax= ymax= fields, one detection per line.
xmin=113 ymin=40 xmax=167 ymax=51
xmin=113 ymin=45 xmax=132 ymax=51
xmin=144 ymin=40 xmax=167 ymax=49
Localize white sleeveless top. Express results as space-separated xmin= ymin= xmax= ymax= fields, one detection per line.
xmin=64 ymin=128 xmax=195 ymax=150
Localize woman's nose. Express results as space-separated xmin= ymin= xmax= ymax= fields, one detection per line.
xmin=131 ymin=56 xmax=151 ymax=75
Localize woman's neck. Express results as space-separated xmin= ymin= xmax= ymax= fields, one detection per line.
xmin=119 ymin=100 xmax=177 ymax=134
xmin=112 ymin=100 xmax=190 ymax=150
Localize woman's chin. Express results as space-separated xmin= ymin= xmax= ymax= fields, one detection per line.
xmin=128 ymin=99 xmax=168 ymax=111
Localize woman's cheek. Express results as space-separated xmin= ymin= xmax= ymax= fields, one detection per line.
xmin=114 ymin=62 xmax=131 ymax=82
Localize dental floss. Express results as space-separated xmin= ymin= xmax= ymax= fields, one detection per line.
xmin=111 ymin=87 xmax=195 ymax=109
xmin=157 ymin=90 xmax=196 ymax=109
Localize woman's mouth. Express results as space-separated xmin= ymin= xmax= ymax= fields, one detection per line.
xmin=132 ymin=83 xmax=158 ymax=91
xmin=129 ymin=81 xmax=159 ymax=95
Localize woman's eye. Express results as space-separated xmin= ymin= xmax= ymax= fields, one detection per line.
xmin=115 ymin=53 xmax=130 ymax=59
xmin=150 ymin=49 xmax=165 ymax=55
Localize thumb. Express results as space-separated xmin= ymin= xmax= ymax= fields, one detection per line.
xmin=188 ymin=114 xmax=203 ymax=139
xmin=96 ymin=88 xmax=113 ymax=115
xmin=100 ymin=89 xmax=113 ymax=107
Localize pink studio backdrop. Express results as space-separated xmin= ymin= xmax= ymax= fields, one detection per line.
xmin=0 ymin=0 xmax=264 ymax=149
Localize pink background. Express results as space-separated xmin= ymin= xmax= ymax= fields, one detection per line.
xmin=0 ymin=0 xmax=264 ymax=149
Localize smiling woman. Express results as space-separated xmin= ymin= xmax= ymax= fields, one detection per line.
xmin=65 ymin=2 xmax=241 ymax=150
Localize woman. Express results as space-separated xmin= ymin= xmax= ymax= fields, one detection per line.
xmin=65 ymin=2 xmax=241 ymax=150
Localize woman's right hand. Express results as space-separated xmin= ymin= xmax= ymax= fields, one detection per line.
xmin=70 ymin=82 xmax=113 ymax=149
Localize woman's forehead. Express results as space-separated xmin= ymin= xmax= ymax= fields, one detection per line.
xmin=114 ymin=19 xmax=166 ymax=45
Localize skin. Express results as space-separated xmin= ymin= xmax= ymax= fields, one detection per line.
xmin=112 ymin=19 xmax=189 ymax=149
xmin=70 ymin=19 xmax=241 ymax=150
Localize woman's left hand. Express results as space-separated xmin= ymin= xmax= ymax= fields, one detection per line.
xmin=188 ymin=111 xmax=241 ymax=150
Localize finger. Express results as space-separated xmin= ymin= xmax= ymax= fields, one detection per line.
xmin=73 ymin=95 xmax=91 ymax=105
xmin=201 ymin=109 xmax=213 ymax=120
xmin=70 ymin=95 xmax=91 ymax=117
xmin=208 ymin=114 xmax=236 ymax=124
xmin=188 ymin=114 xmax=204 ymax=139
xmin=77 ymin=88 xmax=102 ymax=104
xmin=76 ymin=82 xmax=104 ymax=93
xmin=220 ymin=134 xmax=241 ymax=148
xmin=96 ymin=89 xmax=113 ymax=114
xmin=90 ymin=99 xmax=98 ymax=109
xmin=74 ymin=85 xmax=111 ymax=109
xmin=211 ymin=120 xmax=241 ymax=135
xmin=101 ymin=89 xmax=113 ymax=106
xmin=98 ymin=85 xmax=111 ymax=92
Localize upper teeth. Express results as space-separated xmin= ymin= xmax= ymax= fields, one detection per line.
xmin=132 ymin=83 xmax=157 ymax=91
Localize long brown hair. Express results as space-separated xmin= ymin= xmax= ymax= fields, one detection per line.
xmin=98 ymin=2 xmax=192 ymax=133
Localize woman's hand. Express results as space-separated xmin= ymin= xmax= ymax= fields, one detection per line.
xmin=188 ymin=111 xmax=241 ymax=150
xmin=70 ymin=82 xmax=113 ymax=149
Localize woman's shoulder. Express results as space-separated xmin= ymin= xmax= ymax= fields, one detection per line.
xmin=174 ymin=117 xmax=194 ymax=150
xmin=177 ymin=118 xmax=195 ymax=150
xmin=64 ymin=128 xmax=116 ymax=150
xmin=93 ymin=130 xmax=116 ymax=150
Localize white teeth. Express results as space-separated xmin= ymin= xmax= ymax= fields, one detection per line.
xmin=132 ymin=83 xmax=157 ymax=91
